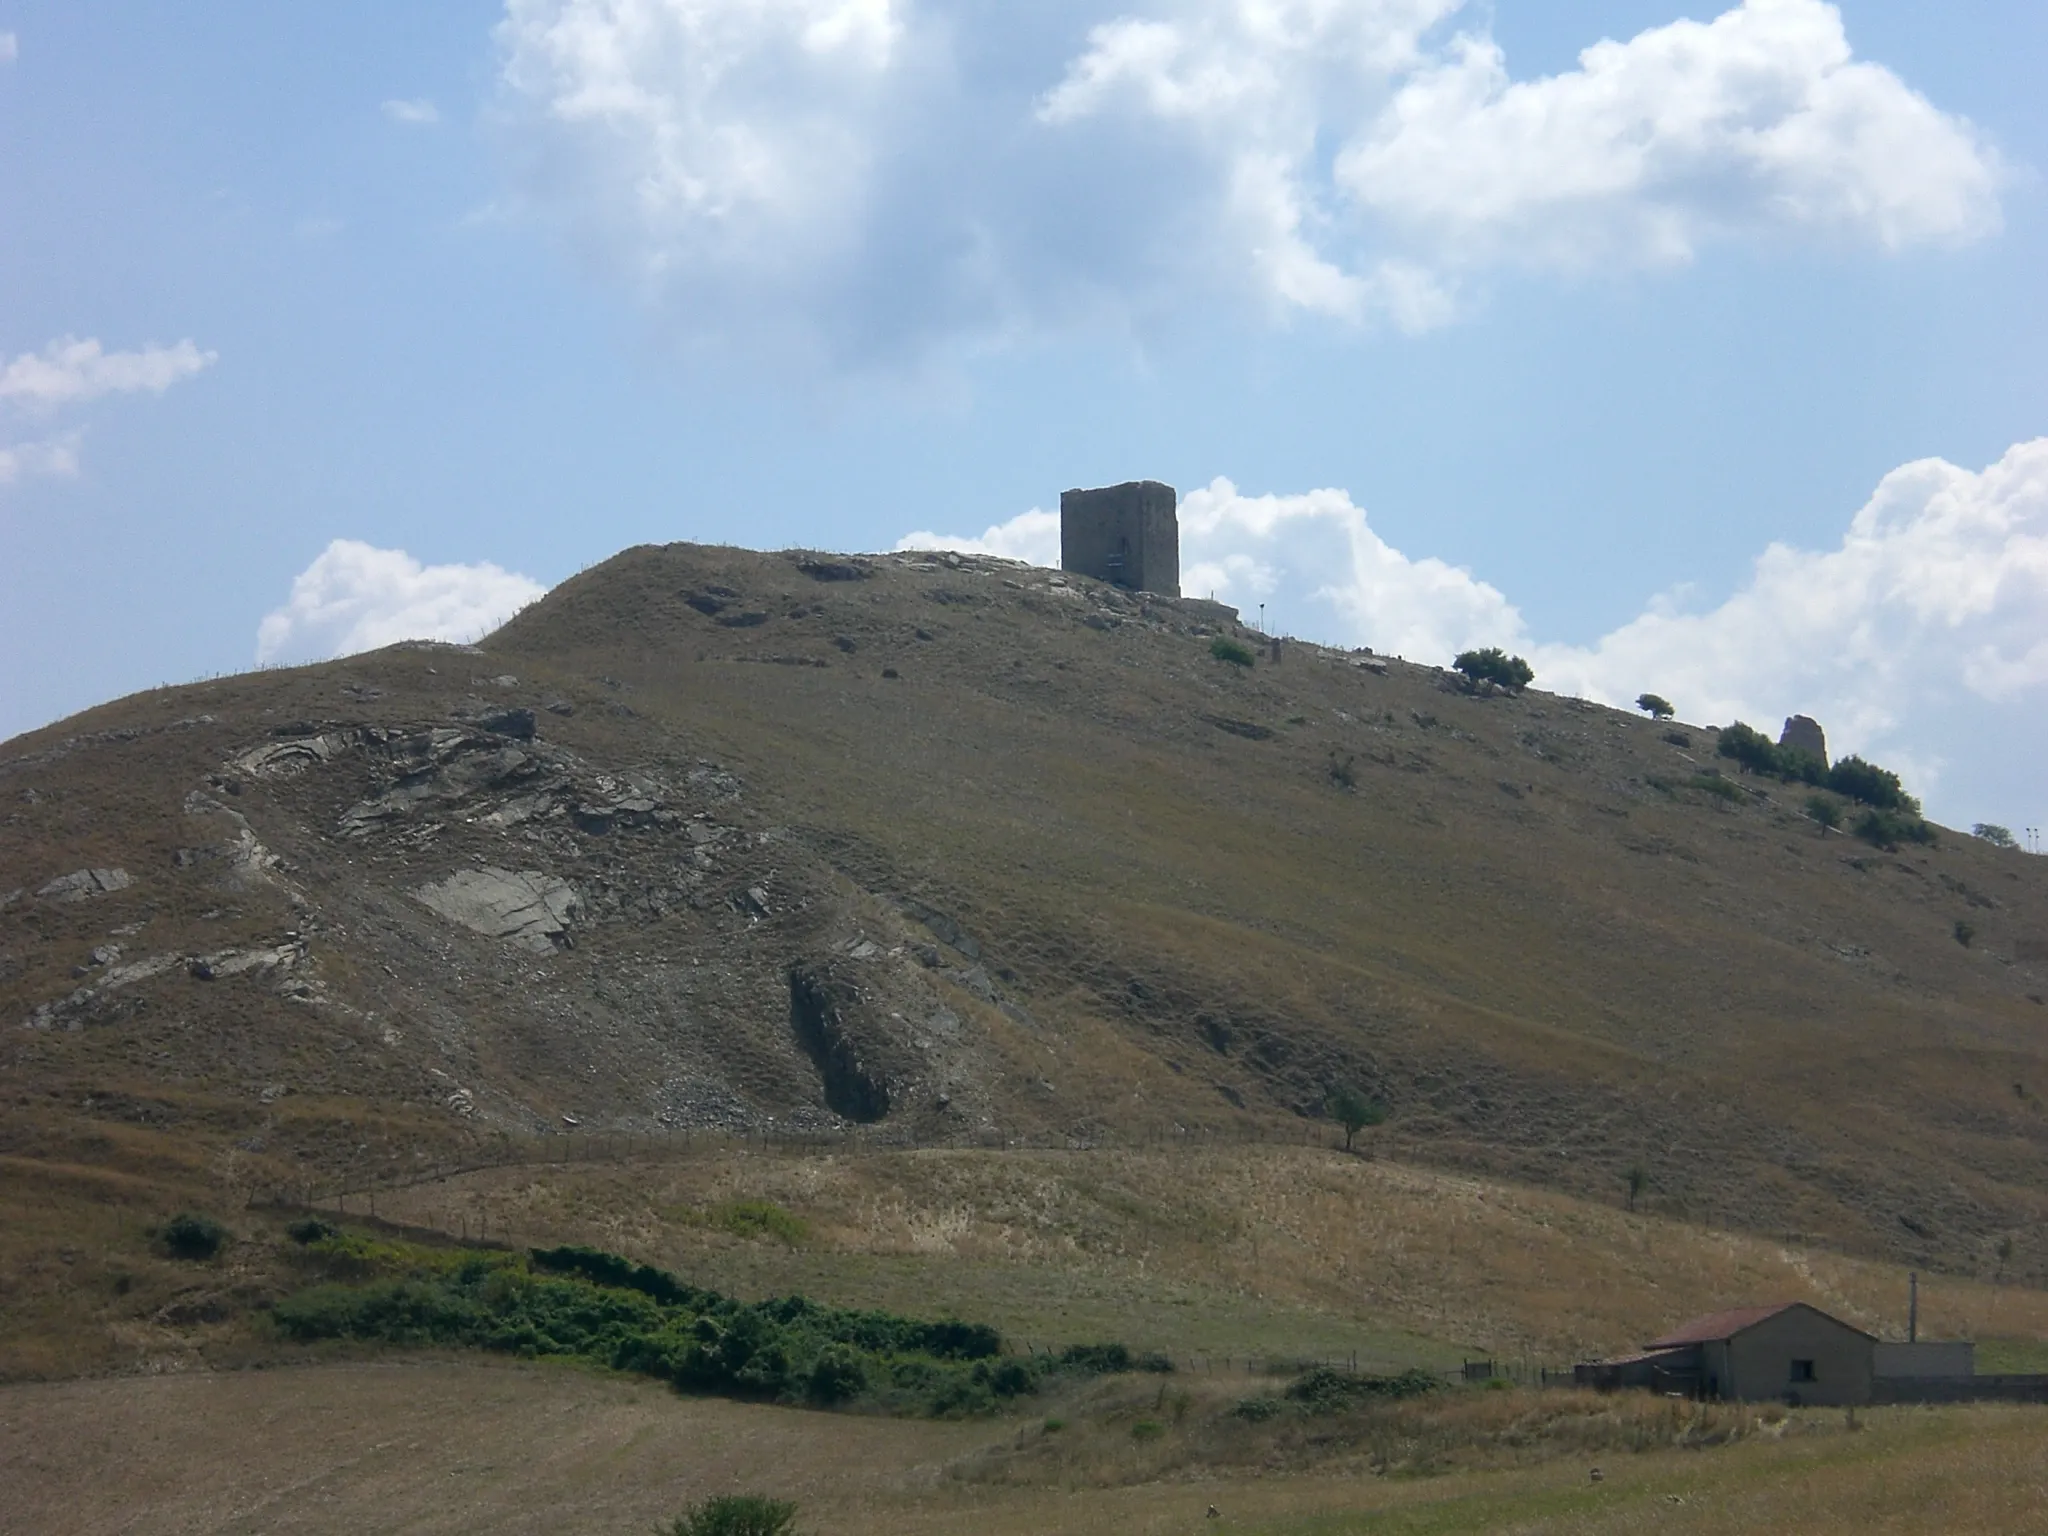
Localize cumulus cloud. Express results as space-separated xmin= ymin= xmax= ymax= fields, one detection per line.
xmin=0 ymin=433 xmax=80 ymax=487
xmin=1534 ymin=440 xmax=2048 ymax=778
xmin=493 ymin=0 xmax=2000 ymax=364
xmin=901 ymin=439 xmax=2048 ymax=821
xmin=256 ymin=541 xmax=549 ymax=664
xmin=0 ymin=337 xmax=215 ymax=490
xmin=382 ymin=98 xmax=442 ymax=125
xmin=0 ymin=337 xmax=217 ymax=410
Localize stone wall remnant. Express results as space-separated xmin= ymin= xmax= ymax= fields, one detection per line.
xmin=1061 ymin=480 xmax=1179 ymax=596
xmin=1780 ymin=715 xmax=1829 ymax=765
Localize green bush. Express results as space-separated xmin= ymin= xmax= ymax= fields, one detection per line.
xmin=1973 ymin=822 xmax=2017 ymax=848
xmin=1636 ymin=693 xmax=1675 ymax=720
xmin=1210 ymin=636 xmax=1256 ymax=667
xmin=1854 ymin=808 xmax=1937 ymax=849
xmin=287 ymin=1217 xmax=339 ymax=1245
xmin=1690 ymin=774 xmax=1744 ymax=803
xmin=669 ymin=1495 xmax=799 ymax=1536
xmin=273 ymin=1231 xmax=1124 ymax=1418
xmin=1955 ymin=920 xmax=1976 ymax=948
xmin=159 ymin=1212 xmax=228 ymax=1261
xmin=1452 ymin=647 xmax=1533 ymax=690
xmin=1716 ymin=721 xmax=1783 ymax=776
xmin=1131 ymin=1419 xmax=1165 ymax=1441
xmin=1283 ymin=1367 xmax=1440 ymax=1414
xmin=1827 ymin=755 xmax=1914 ymax=811
xmin=1806 ymin=794 xmax=1842 ymax=831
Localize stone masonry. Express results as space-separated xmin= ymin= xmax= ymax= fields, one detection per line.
xmin=1060 ymin=481 xmax=1179 ymax=596
xmin=1780 ymin=715 xmax=1828 ymax=766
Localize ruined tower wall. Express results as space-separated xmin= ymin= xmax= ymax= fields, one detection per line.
xmin=1060 ymin=481 xmax=1180 ymax=597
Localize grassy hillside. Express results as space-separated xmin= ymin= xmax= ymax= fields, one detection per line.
xmin=3 ymin=540 xmax=2047 ymax=1385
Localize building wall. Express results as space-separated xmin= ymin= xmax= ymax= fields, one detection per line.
xmin=1874 ymin=1341 xmax=1974 ymax=1380
xmin=1060 ymin=481 xmax=1179 ymax=596
xmin=1720 ymin=1307 xmax=1875 ymax=1405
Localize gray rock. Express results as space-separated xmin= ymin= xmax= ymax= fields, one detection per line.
xmin=414 ymin=868 xmax=580 ymax=953
xmin=477 ymin=707 xmax=538 ymax=740
xmin=37 ymin=868 xmax=133 ymax=902
xmin=1780 ymin=715 xmax=1829 ymax=765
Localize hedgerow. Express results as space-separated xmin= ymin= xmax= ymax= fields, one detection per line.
xmin=272 ymin=1232 xmax=1138 ymax=1417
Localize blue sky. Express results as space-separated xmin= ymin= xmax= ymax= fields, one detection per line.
xmin=1 ymin=1 xmax=2042 ymax=834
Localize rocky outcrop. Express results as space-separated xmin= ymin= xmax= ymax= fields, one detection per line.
xmin=36 ymin=868 xmax=133 ymax=902
xmin=414 ymin=868 xmax=580 ymax=953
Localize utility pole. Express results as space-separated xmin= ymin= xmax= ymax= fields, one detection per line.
xmin=1909 ymin=1271 xmax=1919 ymax=1343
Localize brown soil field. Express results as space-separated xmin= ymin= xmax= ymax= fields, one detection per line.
xmin=6 ymin=1359 xmax=2046 ymax=1535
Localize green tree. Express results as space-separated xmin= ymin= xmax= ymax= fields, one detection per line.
xmin=1452 ymin=647 xmax=1534 ymax=691
xmin=1716 ymin=721 xmax=1781 ymax=776
xmin=1623 ymin=1164 xmax=1648 ymax=1213
xmin=1327 ymin=1086 xmax=1386 ymax=1152
xmin=1636 ymin=693 xmax=1675 ymax=720
xmin=1828 ymin=755 xmax=1914 ymax=811
xmin=1973 ymin=823 xmax=2017 ymax=848
xmin=1805 ymin=794 xmax=1842 ymax=833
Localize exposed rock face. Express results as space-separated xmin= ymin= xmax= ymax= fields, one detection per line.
xmin=36 ymin=868 xmax=133 ymax=902
xmin=414 ymin=868 xmax=580 ymax=953
xmin=1780 ymin=715 xmax=1829 ymax=765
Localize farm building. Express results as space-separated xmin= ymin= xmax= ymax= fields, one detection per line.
xmin=1577 ymin=1303 xmax=1878 ymax=1405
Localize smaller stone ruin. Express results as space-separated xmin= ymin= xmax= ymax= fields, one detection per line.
xmin=1780 ymin=715 xmax=1828 ymax=767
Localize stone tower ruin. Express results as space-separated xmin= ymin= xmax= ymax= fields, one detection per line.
xmin=1060 ymin=481 xmax=1179 ymax=597
xmin=1780 ymin=715 xmax=1829 ymax=767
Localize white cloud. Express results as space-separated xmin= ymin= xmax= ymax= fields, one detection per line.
xmin=383 ymin=98 xmax=442 ymax=125
xmin=0 ymin=433 xmax=80 ymax=486
xmin=0 ymin=337 xmax=217 ymax=411
xmin=256 ymin=540 xmax=549 ymax=664
xmin=897 ymin=508 xmax=1060 ymax=565
xmin=1334 ymin=0 xmax=2002 ymax=270
xmin=0 ymin=337 xmax=215 ymax=491
xmin=0 ymin=32 xmax=17 ymax=64
xmin=900 ymin=439 xmax=2048 ymax=822
xmin=1534 ymin=440 xmax=2048 ymax=778
xmin=493 ymin=0 xmax=2001 ymax=364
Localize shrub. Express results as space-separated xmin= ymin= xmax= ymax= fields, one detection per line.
xmin=1285 ymin=1367 xmax=1439 ymax=1414
xmin=1828 ymin=755 xmax=1914 ymax=811
xmin=1955 ymin=921 xmax=1976 ymax=948
xmin=1854 ymin=808 xmax=1936 ymax=850
xmin=1452 ymin=648 xmax=1533 ymax=690
xmin=1131 ymin=1419 xmax=1165 ymax=1442
xmin=273 ymin=1230 xmax=1110 ymax=1419
xmin=1327 ymin=752 xmax=1357 ymax=790
xmin=1973 ymin=823 xmax=2017 ymax=848
xmin=1636 ymin=693 xmax=1675 ymax=720
xmin=669 ymin=1495 xmax=799 ymax=1536
xmin=1210 ymin=636 xmax=1255 ymax=667
xmin=1661 ymin=729 xmax=1692 ymax=747
xmin=1806 ymin=794 xmax=1842 ymax=832
xmin=159 ymin=1212 xmax=228 ymax=1261
xmin=1326 ymin=1086 xmax=1386 ymax=1151
xmin=1690 ymin=774 xmax=1744 ymax=804
xmin=1716 ymin=721 xmax=1781 ymax=776
xmin=287 ymin=1217 xmax=338 ymax=1245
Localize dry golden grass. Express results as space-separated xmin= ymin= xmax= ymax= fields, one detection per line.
xmin=5 ymin=1359 xmax=2045 ymax=1536
xmin=367 ymin=1143 xmax=2048 ymax=1363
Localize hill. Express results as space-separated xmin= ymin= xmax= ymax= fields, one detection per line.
xmin=4 ymin=539 xmax=2047 ymax=1370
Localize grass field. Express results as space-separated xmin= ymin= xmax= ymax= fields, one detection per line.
xmin=5 ymin=1358 xmax=2045 ymax=1535
xmin=360 ymin=1143 xmax=2048 ymax=1365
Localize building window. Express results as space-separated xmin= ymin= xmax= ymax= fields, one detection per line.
xmin=1790 ymin=1359 xmax=1817 ymax=1382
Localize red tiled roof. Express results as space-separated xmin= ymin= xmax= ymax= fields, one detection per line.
xmin=1646 ymin=1303 xmax=1802 ymax=1347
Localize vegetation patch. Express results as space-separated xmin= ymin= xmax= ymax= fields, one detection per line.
xmin=271 ymin=1231 xmax=1138 ymax=1417
xmin=1208 ymin=636 xmax=1256 ymax=668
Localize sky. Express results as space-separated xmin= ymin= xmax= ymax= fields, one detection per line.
xmin=0 ymin=0 xmax=2042 ymax=835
